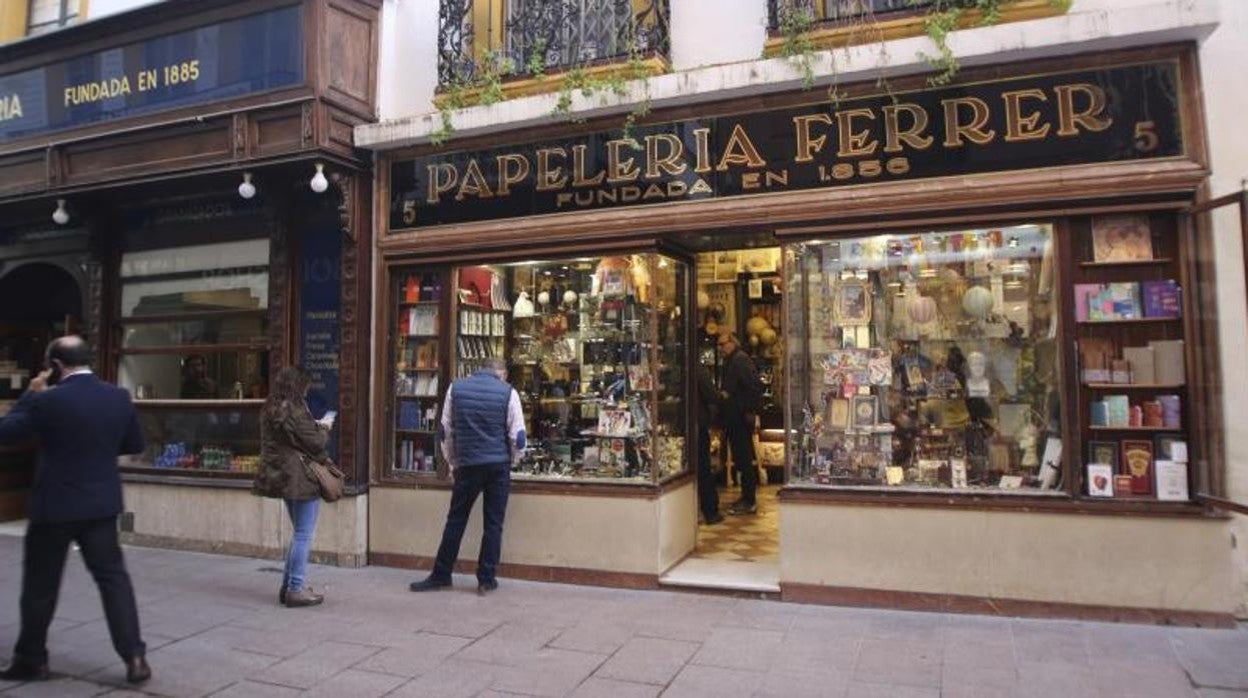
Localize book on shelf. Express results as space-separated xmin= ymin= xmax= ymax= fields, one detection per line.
xmin=1155 ymin=460 xmax=1189 ymax=501
xmin=1141 ymin=280 xmax=1182 ymax=318
xmin=1121 ymin=439 xmax=1154 ymax=496
xmin=1122 ymin=346 xmax=1155 ymax=384
xmin=1151 ymin=340 xmax=1185 ymax=385
xmin=1087 ymin=463 xmax=1114 ymax=497
xmin=1105 ymin=395 xmax=1130 ymax=427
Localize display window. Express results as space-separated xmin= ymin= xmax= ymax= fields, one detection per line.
xmin=785 ymin=224 xmax=1065 ymax=492
xmin=383 ymin=253 xmax=689 ymax=484
xmin=117 ymin=238 xmax=270 ymax=476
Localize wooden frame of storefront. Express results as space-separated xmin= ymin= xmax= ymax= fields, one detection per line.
xmin=0 ymin=0 xmax=381 ymax=487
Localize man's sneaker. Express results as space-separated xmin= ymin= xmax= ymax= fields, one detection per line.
xmin=728 ymin=501 xmax=758 ymax=515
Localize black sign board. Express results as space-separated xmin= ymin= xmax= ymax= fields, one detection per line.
xmin=389 ymin=60 xmax=1184 ymax=230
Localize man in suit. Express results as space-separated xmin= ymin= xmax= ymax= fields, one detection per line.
xmin=409 ymin=357 xmax=525 ymax=596
xmin=0 ymin=336 xmax=151 ymax=685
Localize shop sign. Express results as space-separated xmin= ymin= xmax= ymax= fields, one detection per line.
xmin=298 ymin=222 xmax=342 ymax=460
xmin=0 ymin=5 xmax=303 ymax=141
xmin=390 ymin=60 xmax=1184 ymax=229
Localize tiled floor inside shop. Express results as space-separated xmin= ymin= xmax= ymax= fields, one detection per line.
xmin=693 ymin=484 xmax=780 ymax=564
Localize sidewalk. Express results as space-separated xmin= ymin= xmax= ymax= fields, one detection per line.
xmin=0 ymin=535 xmax=1244 ymax=698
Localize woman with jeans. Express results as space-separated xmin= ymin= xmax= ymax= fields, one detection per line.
xmin=253 ymin=367 xmax=332 ymax=607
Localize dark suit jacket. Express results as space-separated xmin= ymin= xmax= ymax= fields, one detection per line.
xmin=0 ymin=372 xmax=144 ymax=523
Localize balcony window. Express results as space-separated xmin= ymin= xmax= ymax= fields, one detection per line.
xmin=27 ymin=0 xmax=78 ymax=36
xmin=768 ymin=0 xmax=941 ymax=31
xmin=438 ymin=0 xmax=670 ymax=88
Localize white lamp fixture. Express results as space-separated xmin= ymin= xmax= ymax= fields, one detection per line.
xmin=238 ymin=172 xmax=256 ymax=199
xmin=309 ymin=163 xmax=329 ymax=193
xmin=51 ymin=199 xmax=69 ymax=225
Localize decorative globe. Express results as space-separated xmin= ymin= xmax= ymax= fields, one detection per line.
xmin=749 ymin=334 xmax=760 ymax=347
xmin=696 ymin=290 xmax=710 ymax=310
xmin=759 ymin=327 xmax=778 ymax=346
xmin=537 ymin=291 xmax=550 ymax=307
xmin=563 ymin=290 xmax=578 ymax=305
xmin=962 ymin=285 xmax=993 ymax=318
xmin=746 ymin=316 xmax=769 ymax=336
xmin=906 ymin=293 xmax=937 ymax=324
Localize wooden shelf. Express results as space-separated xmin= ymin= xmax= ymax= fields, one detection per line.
xmin=397 ymin=394 xmax=438 ymax=400
xmin=1083 ymin=383 xmax=1185 ymax=390
xmin=1077 ymin=317 xmax=1181 ymax=325
xmin=399 ymin=301 xmax=441 ymax=306
xmin=1089 ymin=426 xmax=1176 ymax=432
xmin=1078 ymin=258 xmax=1174 ymax=268
xmin=396 ymin=429 xmax=436 ymax=435
xmin=400 ymin=367 xmax=439 ymax=373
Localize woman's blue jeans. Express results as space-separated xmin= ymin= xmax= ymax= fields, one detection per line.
xmin=283 ymin=498 xmax=320 ymax=592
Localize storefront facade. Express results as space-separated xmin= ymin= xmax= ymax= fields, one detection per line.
xmin=361 ymin=34 xmax=1241 ymax=623
xmin=0 ymin=0 xmax=380 ymax=564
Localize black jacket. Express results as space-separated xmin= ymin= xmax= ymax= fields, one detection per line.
xmin=695 ymin=363 xmax=718 ymax=428
xmin=720 ymin=348 xmax=761 ymax=421
xmin=0 ymin=373 xmax=144 ymax=523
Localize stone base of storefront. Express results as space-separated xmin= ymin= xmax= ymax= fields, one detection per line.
xmin=368 ymin=479 xmax=696 ymax=585
xmin=779 ymin=500 xmax=1237 ymax=627
xmin=119 ymin=482 xmax=368 ymax=567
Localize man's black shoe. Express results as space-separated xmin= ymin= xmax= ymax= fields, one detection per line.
xmin=0 ymin=660 xmax=50 ymax=682
xmin=125 ymin=656 xmax=151 ymax=684
xmin=409 ymin=576 xmax=452 ymax=592
xmin=727 ymin=501 xmax=758 ymax=515
xmin=703 ymin=512 xmax=725 ymax=525
xmin=477 ymin=580 xmax=498 ymax=596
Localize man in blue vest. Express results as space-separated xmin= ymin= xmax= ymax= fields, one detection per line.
xmin=410 ymin=357 xmax=525 ymax=596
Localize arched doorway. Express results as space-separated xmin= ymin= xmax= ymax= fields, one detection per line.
xmin=0 ymin=262 xmax=83 ymax=522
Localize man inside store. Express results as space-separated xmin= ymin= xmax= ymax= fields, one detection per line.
xmin=695 ymin=362 xmax=723 ymax=524
xmin=409 ymin=357 xmax=525 ymax=596
xmin=718 ymin=332 xmax=762 ymax=515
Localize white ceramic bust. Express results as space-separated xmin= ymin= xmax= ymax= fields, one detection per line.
xmin=966 ymin=351 xmax=990 ymax=397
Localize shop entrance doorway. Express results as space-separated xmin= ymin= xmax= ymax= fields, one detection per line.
xmin=661 ymin=243 xmax=784 ymax=593
xmin=0 ymin=262 xmax=83 ymax=522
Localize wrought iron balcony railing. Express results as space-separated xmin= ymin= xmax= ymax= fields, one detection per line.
xmin=438 ymin=0 xmax=670 ymax=89
xmin=767 ymin=0 xmax=938 ymax=31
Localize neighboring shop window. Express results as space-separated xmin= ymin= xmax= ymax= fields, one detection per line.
xmin=27 ymin=0 xmax=77 ymax=36
xmin=386 ymin=254 xmax=688 ymax=483
xmin=786 ymin=224 xmax=1063 ymax=491
xmin=116 ymin=239 xmax=270 ymax=475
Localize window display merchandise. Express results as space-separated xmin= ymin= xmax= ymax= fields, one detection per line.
xmin=385 ymin=254 xmax=688 ymax=483
xmin=786 ymin=224 xmax=1062 ymax=491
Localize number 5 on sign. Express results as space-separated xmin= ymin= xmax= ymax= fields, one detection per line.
xmin=1134 ymin=121 xmax=1159 ymax=153
xmin=401 ymin=200 xmax=417 ymax=225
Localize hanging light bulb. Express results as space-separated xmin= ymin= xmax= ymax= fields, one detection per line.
xmin=238 ymin=172 xmax=256 ymax=199
xmin=51 ymin=199 xmax=69 ymax=225
xmin=309 ymin=163 xmax=329 ymax=193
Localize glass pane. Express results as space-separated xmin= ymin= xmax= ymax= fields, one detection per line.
xmin=120 ymin=315 xmax=268 ymax=348
xmin=119 ymin=352 xmax=268 ymax=400
xmin=122 ymin=406 xmax=261 ymax=474
xmin=120 ymin=240 xmax=270 ymax=317
xmin=393 ymin=269 xmax=445 ymax=474
xmin=445 ymin=255 xmax=688 ymax=483
xmin=786 ymin=224 xmax=1063 ymax=491
xmin=653 ymin=255 xmax=687 ymax=480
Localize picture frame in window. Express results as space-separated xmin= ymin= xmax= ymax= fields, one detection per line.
xmin=1086 ymin=440 xmax=1118 ymax=467
xmin=827 ymin=397 xmax=849 ymax=429
xmin=837 ymin=280 xmax=871 ymax=326
xmin=1091 ymin=214 xmax=1154 ymax=262
xmin=851 ymin=394 xmax=877 ymax=428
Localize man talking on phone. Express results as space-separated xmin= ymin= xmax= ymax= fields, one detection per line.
xmin=0 ymin=336 xmax=151 ymax=685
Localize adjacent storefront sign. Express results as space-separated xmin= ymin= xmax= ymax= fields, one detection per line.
xmin=390 ymin=60 xmax=1184 ymax=229
xmin=0 ymin=5 xmax=304 ymax=141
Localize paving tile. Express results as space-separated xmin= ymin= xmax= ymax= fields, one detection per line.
xmin=844 ymin=680 xmax=940 ymax=698
xmin=595 ymin=637 xmax=700 ymax=686
xmin=754 ymin=669 xmax=850 ymax=697
xmin=866 ymin=612 xmax=945 ymax=645
xmin=1012 ymin=621 xmax=1090 ymax=665
xmin=454 ymin=621 xmax=563 ymax=666
xmin=773 ymin=628 xmax=860 ymax=675
xmin=852 ymin=638 xmax=941 ymax=689
xmin=549 ymin=623 xmax=635 ymax=656
xmin=690 ymin=626 xmax=784 ymax=670
xmin=386 ymin=658 xmax=501 ymax=698
xmin=1015 ymin=661 xmax=1102 ymax=698
xmin=569 ymin=677 xmax=663 ymax=698
xmin=352 ymin=632 xmax=473 ymax=678
xmin=1172 ymin=628 xmax=1248 ymax=690
xmin=1085 ymin=623 xmax=1179 ymax=663
xmin=661 ymin=664 xmax=762 ymax=698
xmin=1091 ymin=659 xmax=1197 ymax=698
xmin=302 ymin=668 xmax=407 ymax=697
xmin=247 ymin=640 xmax=380 ymax=690
xmin=1198 ymin=691 xmax=1248 ymax=697
xmin=0 ymin=677 xmax=109 ymax=698
xmin=941 ymin=683 xmax=1022 ymax=698
xmin=88 ymin=636 xmax=280 ymax=697
xmin=941 ymin=640 xmax=1017 ymax=688
xmin=190 ymin=624 xmax=320 ymax=660
xmin=211 ymin=679 xmax=304 ymax=697
xmin=491 ymin=648 xmax=607 ymax=697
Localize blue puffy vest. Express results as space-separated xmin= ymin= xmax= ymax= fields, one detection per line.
xmin=449 ymin=371 xmax=513 ymax=467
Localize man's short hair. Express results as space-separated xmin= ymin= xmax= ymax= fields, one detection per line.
xmin=47 ymin=335 xmax=91 ymax=368
xmin=481 ymin=357 xmax=507 ymax=373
